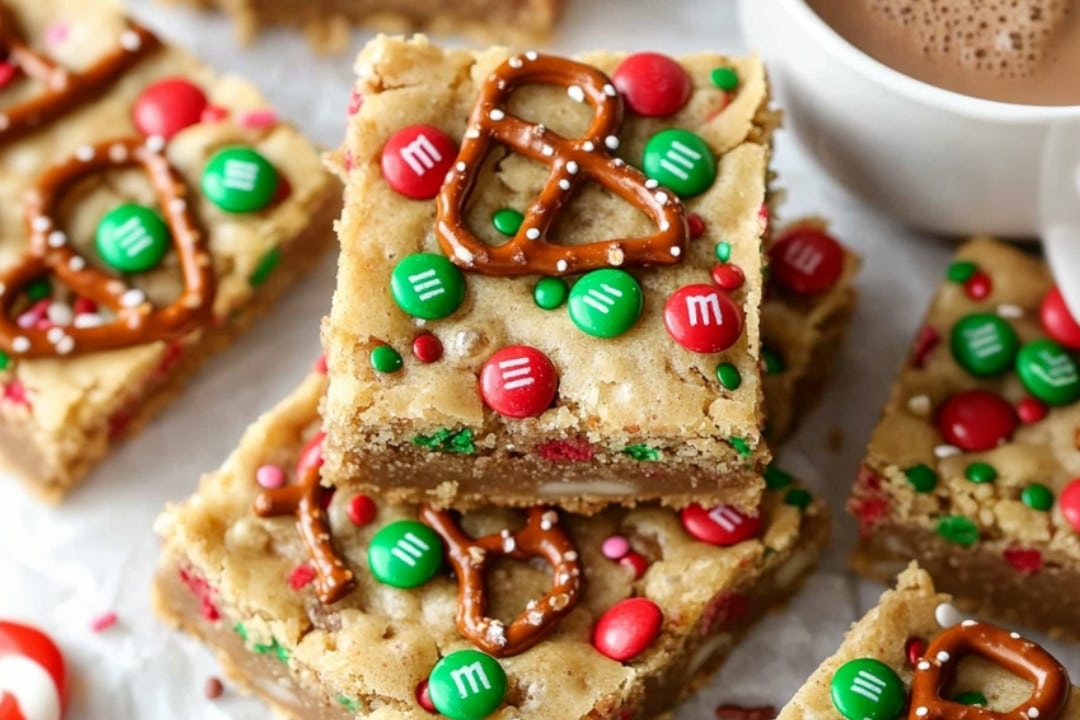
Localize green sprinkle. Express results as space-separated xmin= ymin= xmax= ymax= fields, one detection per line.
xmin=412 ymin=427 xmax=476 ymax=454
xmin=785 ymin=488 xmax=812 ymax=509
xmin=964 ymin=462 xmax=997 ymax=484
xmin=1021 ymin=483 xmax=1054 ymax=512
xmin=762 ymin=345 xmax=785 ymax=375
xmin=763 ymin=547 xmax=777 ymax=557
xmin=953 ymin=692 xmax=987 ymax=707
xmin=492 ymin=208 xmax=524 ymax=237
xmin=533 ymin=276 xmax=569 ymax=310
xmin=946 ymin=261 xmax=977 ymax=283
xmin=26 ymin=278 xmax=51 ymax=301
xmin=764 ymin=464 xmax=793 ymax=490
xmin=711 ymin=66 xmax=740 ymax=91
xmin=234 ymin=623 xmax=288 ymax=663
xmin=904 ymin=464 xmax=937 ymax=493
xmin=233 ymin=622 xmax=248 ymax=642
xmin=623 ymin=444 xmax=660 ymax=461
xmin=370 ymin=345 xmax=403 ymax=373
xmin=0 ymin=351 xmax=9 ymax=370
xmin=249 ymin=246 xmax=282 ymax=287
xmin=728 ymin=436 xmax=752 ymax=457
xmin=936 ymin=515 xmax=979 ymax=547
xmin=716 ymin=362 xmax=741 ymax=390
xmin=714 ymin=241 xmax=732 ymax=263
xmin=337 ymin=697 xmax=362 ymax=713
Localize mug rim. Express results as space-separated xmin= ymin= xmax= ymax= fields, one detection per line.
xmin=772 ymin=0 xmax=1080 ymax=122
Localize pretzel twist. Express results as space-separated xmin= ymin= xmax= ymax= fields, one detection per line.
xmin=436 ymin=52 xmax=687 ymax=277
xmin=0 ymin=137 xmax=216 ymax=357
xmin=253 ymin=432 xmax=356 ymax=605
xmin=910 ymin=621 xmax=1071 ymax=720
xmin=419 ymin=505 xmax=582 ymax=657
xmin=0 ymin=2 xmax=160 ymax=143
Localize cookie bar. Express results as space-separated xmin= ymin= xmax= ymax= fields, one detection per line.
xmin=169 ymin=0 xmax=563 ymax=51
xmin=850 ymin=238 xmax=1080 ymax=640
xmin=154 ymin=367 xmax=828 ymax=720
xmin=322 ymin=36 xmax=778 ymax=513
xmin=778 ymin=564 xmax=1076 ymax=720
xmin=0 ymin=0 xmax=339 ymax=501
xmin=762 ymin=219 xmax=859 ymax=440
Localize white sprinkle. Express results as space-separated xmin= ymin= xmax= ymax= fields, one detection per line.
xmin=917 ymin=661 xmax=931 ymax=671
xmin=454 ymin=246 xmax=475 ymax=264
xmin=465 ymin=127 xmax=481 ymax=139
xmin=582 ymin=141 xmax=595 ymax=152
xmin=11 ymin=336 xmax=29 ymax=353
xmin=55 ymin=336 xmax=74 ymax=355
xmin=0 ymin=115 xmax=9 ymax=130
xmin=564 ymin=551 xmax=578 ymax=561
xmin=936 ymin=651 xmax=951 ymax=663
xmin=525 ymin=228 xmax=541 ymax=240
xmin=997 ymin=303 xmax=1024 ymax=318
xmin=567 ymin=85 xmax=585 ymax=103
xmin=489 ymin=108 xmax=505 ymax=121
xmin=541 ymin=144 xmax=555 ymax=157
xmin=655 ymin=191 xmax=669 ymax=204
xmin=659 ymin=219 xmax=670 ymax=231
xmin=603 ymin=83 xmax=617 ymax=96
xmin=120 ymin=289 xmax=147 ymax=308
xmin=46 ymin=231 xmax=66 ymax=247
xmin=68 ymin=256 xmax=86 ymax=271
xmin=556 ymin=259 xmax=568 ymax=272
xmin=73 ymin=313 xmax=103 ymax=329
xmin=168 ymin=198 xmax=187 ymax=214
xmin=47 ymin=304 xmax=73 ymax=326
xmin=934 ymin=444 xmax=961 ymax=459
xmin=613 ymin=158 xmax=625 ymax=166
xmin=558 ymin=179 xmax=571 ymax=191
xmin=907 ymin=394 xmax=931 ymax=416
xmin=455 ymin=161 xmax=466 ymax=172
xmin=645 ymin=178 xmax=659 ymax=189
xmin=525 ymin=51 xmax=538 ymax=61
xmin=75 ymin=145 xmax=95 ymax=161
xmin=46 ymin=327 xmax=64 ymax=343
xmin=566 ymin=161 xmax=579 ymax=175
xmin=31 ymin=216 xmax=51 ymax=233
xmin=508 ymin=56 xmax=523 ymax=69
xmin=915 ymin=708 xmax=928 ymax=717
xmin=961 ymin=619 xmax=977 ymax=627
xmin=605 ymin=135 xmax=620 ymax=150
xmin=145 ymin=135 xmax=166 ymax=152
xmin=1029 ymin=710 xmax=1040 ymax=719
xmin=671 ymin=246 xmax=681 ymax=257
xmin=120 ymin=30 xmax=141 ymax=51
xmin=1010 ymin=632 xmax=1021 ymax=639
xmin=935 ymin=602 xmax=963 ymax=628
xmin=108 ymin=144 xmax=129 ymax=162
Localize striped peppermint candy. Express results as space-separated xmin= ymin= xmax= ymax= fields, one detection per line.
xmin=0 ymin=622 xmax=66 ymax=720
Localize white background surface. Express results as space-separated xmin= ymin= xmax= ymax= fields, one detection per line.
xmin=1 ymin=1 xmax=1076 ymax=717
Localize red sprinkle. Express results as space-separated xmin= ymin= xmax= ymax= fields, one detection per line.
xmin=715 ymin=704 xmax=777 ymax=720
xmin=314 ymin=355 xmax=328 ymax=374
xmin=711 ymin=263 xmax=745 ymax=291
xmin=910 ymin=325 xmax=941 ymax=368
xmin=964 ymin=271 xmax=992 ymax=300
xmin=412 ymin=333 xmax=443 ymax=364
xmin=416 ymin=679 xmax=437 ymax=713
xmin=347 ymin=494 xmax=377 ymax=526
xmin=238 ymin=109 xmax=278 ymax=128
xmin=73 ymin=297 xmax=98 ymax=315
xmin=1003 ymin=547 xmax=1043 ymax=574
xmin=593 ymin=597 xmax=663 ymax=661
xmin=200 ymin=105 xmax=229 ymax=124
xmin=348 ymin=89 xmax=364 ymax=116
xmin=288 ymin=564 xmax=317 ymax=591
xmin=178 ymin=567 xmax=220 ymax=622
xmin=619 ymin=552 xmax=649 ymax=579
xmin=687 ymin=213 xmax=706 ymax=239
xmin=0 ymin=61 xmax=19 ymax=89
xmin=904 ymin=636 xmax=926 ymax=666
xmin=536 ymin=438 xmax=594 ymax=463
xmin=1016 ymin=396 xmax=1048 ymax=424
xmin=90 ymin=612 xmax=118 ymax=633
xmin=205 ymin=677 xmax=224 ymax=699
xmin=2 ymin=380 xmax=31 ymax=409
xmin=700 ymin=591 xmax=750 ymax=634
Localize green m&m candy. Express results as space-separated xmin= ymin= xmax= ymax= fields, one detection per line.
xmin=830 ymin=658 xmax=906 ymax=720
xmin=95 ymin=203 xmax=170 ymax=273
xmin=1015 ymin=339 xmax=1080 ymax=406
xmin=950 ymin=313 xmax=1019 ymax=377
xmin=428 ymin=650 xmax=507 ymax=720
xmin=568 ymin=269 xmax=643 ymax=338
xmin=642 ymin=129 xmax=716 ymax=198
xmin=367 ymin=520 xmax=442 ymax=588
xmin=533 ymin=276 xmax=568 ymax=310
xmin=202 ymin=146 xmax=279 ymax=213
xmin=936 ymin=515 xmax=980 ymax=547
xmin=391 ymin=253 xmax=466 ymax=320
xmin=491 ymin=208 xmax=523 ymax=237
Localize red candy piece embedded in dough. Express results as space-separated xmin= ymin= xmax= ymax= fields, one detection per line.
xmin=768 ymin=227 xmax=843 ymax=295
xmin=592 ymin=598 xmax=663 ymax=661
xmin=296 ymin=430 xmax=326 ymax=475
xmin=611 ymin=52 xmax=692 ymax=117
xmin=1060 ymin=479 xmax=1080 ymax=533
xmin=132 ymin=78 xmax=208 ymax=140
xmin=480 ymin=345 xmax=559 ymax=419
xmin=680 ymin=503 xmax=762 ymax=546
xmin=1041 ymin=287 xmax=1080 ymax=349
xmin=0 ymin=621 xmax=66 ymax=720
xmin=664 ymin=284 xmax=743 ymax=353
xmin=936 ymin=389 xmax=1017 ymax=451
xmin=380 ymin=125 xmax=457 ymax=199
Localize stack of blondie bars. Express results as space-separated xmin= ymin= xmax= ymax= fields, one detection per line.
xmin=149 ymin=31 xmax=862 ymax=720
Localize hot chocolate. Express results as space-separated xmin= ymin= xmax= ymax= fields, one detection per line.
xmin=805 ymin=0 xmax=1080 ymax=106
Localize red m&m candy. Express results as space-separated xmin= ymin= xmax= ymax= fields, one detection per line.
xmin=296 ymin=430 xmax=326 ymax=475
xmin=611 ymin=52 xmax=692 ymax=118
xmin=133 ymin=78 xmax=208 ymax=140
xmin=0 ymin=621 xmax=67 ymax=720
xmin=592 ymin=598 xmax=663 ymax=662
xmin=936 ymin=389 xmax=1017 ymax=451
xmin=680 ymin=503 xmax=761 ymax=546
xmin=664 ymin=284 xmax=743 ymax=353
xmin=381 ymin=125 xmax=457 ymax=200
xmin=480 ymin=345 xmax=558 ymax=419
xmin=1041 ymin=287 xmax=1080 ymax=349
xmin=769 ymin=228 xmax=843 ymax=295
xmin=1060 ymin=479 xmax=1080 ymax=532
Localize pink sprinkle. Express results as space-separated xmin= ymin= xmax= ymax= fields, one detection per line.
xmin=314 ymin=355 xmax=328 ymax=374
xmin=2 ymin=381 xmax=30 ymax=409
xmin=602 ymin=535 xmax=630 ymax=560
xmin=18 ymin=299 xmax=50 ymax=328
xmin=347 ymin=89 xmax=364 ymax=116
xmin=0 ymin=62 xmax=18 ymax=90
xmin=256 ymin=464 xmax=286 ymax=489
xmin=45 ymin=22 xmax=69 ymax=46
xmin=238 ymin=109 xmax=278 ymax=129
xmin=90 ymin=612 xmax=118 ymax=632
xmin=288 ymin=564 xmax=316 ymax=591
xmin=200 ymin=105 xmax=229 ymax=124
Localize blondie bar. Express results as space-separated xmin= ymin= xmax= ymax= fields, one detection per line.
xmin=851 ymin=238 xmax=1080 ymax=640
xmin=154 ymin=368 xmax=828 ymax=720
xmin=777 ymin=564 xmax=1075 ymax=720
xmin=322 ymin=36 xmax=779 ymax=512
xmin=0 ymin=0 xmax=339 ymax=500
